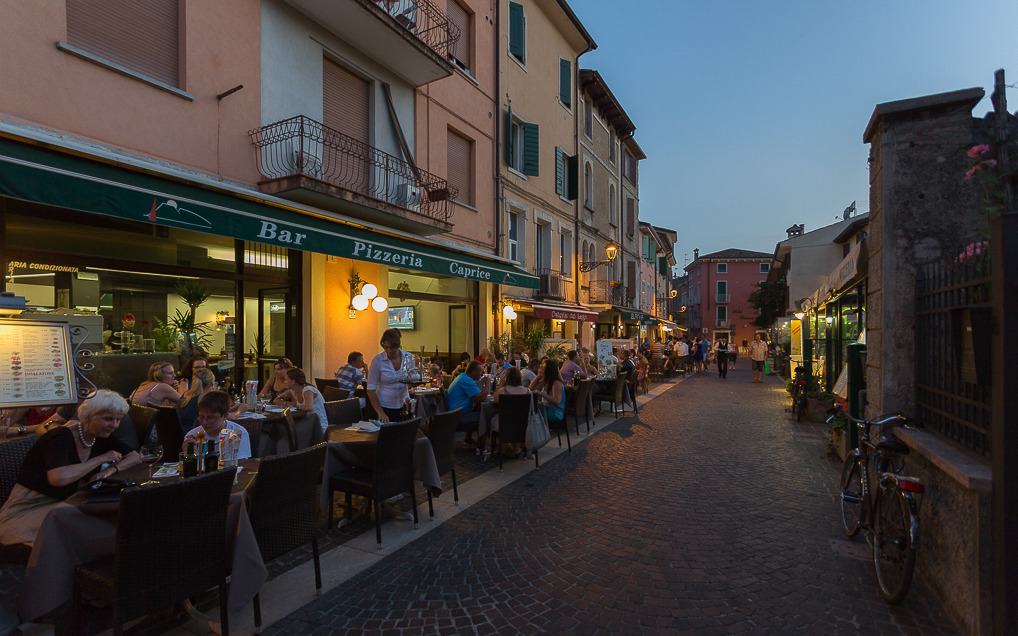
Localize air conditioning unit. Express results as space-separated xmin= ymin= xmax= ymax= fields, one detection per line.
xmin=293 ymin=147 xmax=324 ymax=179
xmin=540 ymin=272 xmax=562 ymax=299
xmin=392 ymin=182 xmax=422 ymax=212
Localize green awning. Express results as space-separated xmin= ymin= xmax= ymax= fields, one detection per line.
xmin=0 ymin=137 xmax=538 ymax=288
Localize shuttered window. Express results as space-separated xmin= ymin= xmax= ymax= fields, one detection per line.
xmin=447 ymin=129 xmax=474 ymax=206
xmin=508 ymin=1 xmax=525 ymax=63
xmin=627 ymin=261 xmax=637 ymax=303
xmin=555 ymin=148 xmax=566 ymax=197
xmin=626 ymin=197 xmax=635 ymax=236
xmin=66 ymin=0 xmax=180 ymax=87
xmin=522 ymin=122 xmax=539 ymax=176
xmin=559 ymin=59 xmax=571 ymax=107
xmin=447 ymin=0 xmax=471 ymax=70
xmin=323 ymin=58 xmax=370 ymax=144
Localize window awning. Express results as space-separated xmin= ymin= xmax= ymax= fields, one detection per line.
xmin=530 ymin=301 xmax=598 ymax=322
xmin=0 ymin=136 xmax=538 ymax=288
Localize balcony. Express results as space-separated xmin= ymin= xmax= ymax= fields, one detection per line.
xmin=284 ymin=0 xmax=459 ymax=86
xmin=587 ymin=280 xmax=634 ymax=306
xmin=537 ymin=269 xmax=564 ymax=300
xmin=251 ymin=116 xmax=454 ymax=235
xmin=716 ymin=293 xmax=730 ymax=303
xmin=716 ymin=319 xmax=730 ymax=328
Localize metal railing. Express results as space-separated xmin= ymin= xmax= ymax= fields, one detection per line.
xmin=587 ymin=280 xmax=632 ymax=306
xmin=250 ymin=116 xmax=454 ymax=223
xmin=716 ymin=293 xmax=730 ymax=303
xmin=369 ymin=0 xmax=461 ymax=59
xmin=716 ymin=319 xmax=730 ymax=328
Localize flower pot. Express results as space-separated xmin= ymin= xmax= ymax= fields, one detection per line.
xmin=806 ymin=398 xmax=835 ymax=423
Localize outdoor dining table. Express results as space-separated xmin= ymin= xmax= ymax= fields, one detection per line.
xmin=19 ymin=459 xmax=267 ymax=622
xmin=234 ymin=409 xmax=323 ymax=457
xmin=319 ymin=425 xmax=443 ymax=513
xmin=412 ymin=388 xmax=444 ymax=420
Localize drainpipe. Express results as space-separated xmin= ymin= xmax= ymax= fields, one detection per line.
xmin=493 ymin=0 xmax=502 ymax=341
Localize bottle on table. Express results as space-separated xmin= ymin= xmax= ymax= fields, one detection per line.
xmin=204 ymin=438 xmax=219 ymax=473
xmin=182 ymin=442 xmax=198 ymax=478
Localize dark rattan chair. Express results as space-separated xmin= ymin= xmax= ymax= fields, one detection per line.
xmin=314 ymin=378 xmax=340 ymax=393
xmin=424 ymin=409 xmax=460 ymax=517
xmin=0 ymin=435 xmax=37 ymax=565
xmin=329 ymin=418 xmax=420 ymax=549
xmin=288 ymin=412 xmax=324 ymax=451
xmin=625 ymin=373 xmax=640 ymax=416
xmin=325 ymin=398 xmax=362 ymax=427
xmin=128 ymin=404 xmax=158 ymax=446
xmin=73 ymin=469 xmax=235 ymax=636
xmin=567 ymin=379 xmax=595 ymax=435
xmin=493 ymin=393 xmax=538 ymax=470
xmin=153 ymin=406 xmax=184 ymax=461
xmin=593 ymin=371 xmax=630 ymax=418
xmin=248 ymin=443 xmax=327 ymax=628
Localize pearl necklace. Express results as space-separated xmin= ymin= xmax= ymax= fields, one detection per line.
xmin=77 ymin=423 xmax=96 ymax=448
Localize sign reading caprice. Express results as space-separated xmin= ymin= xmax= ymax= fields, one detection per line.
xmin=449 ymin=262 xmax=492 ymax=280
xmin=352 ymin=241 xmax=424 ymax=269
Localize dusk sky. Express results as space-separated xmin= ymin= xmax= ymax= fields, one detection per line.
xmin=575 ymin=0 xmax=1018 ymax=267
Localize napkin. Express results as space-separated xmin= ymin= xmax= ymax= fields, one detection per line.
xmin=345 ymin=421 xmax=380 ymax=433
xmin=152 ymin=464 xmax=180 ymax=478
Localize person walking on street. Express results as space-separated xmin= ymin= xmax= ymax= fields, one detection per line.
xmin=698 ymin=337 xmax=711 ymax=372
xmin=716 ymin=339 xmax=730 ymax=379
xmin=749 ymin=334 xmax=768 ymax=384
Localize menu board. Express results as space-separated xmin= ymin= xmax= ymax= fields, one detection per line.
xmin=0 ymin=319 xmax=78 ymax=408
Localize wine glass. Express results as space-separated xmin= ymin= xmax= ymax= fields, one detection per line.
xmin=140 ymin=443 xmax=164 ymax=478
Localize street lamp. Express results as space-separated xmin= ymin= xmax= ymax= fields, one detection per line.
xmin=579 ymin=241 xmax=620 ymax=272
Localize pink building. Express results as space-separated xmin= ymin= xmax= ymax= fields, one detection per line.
xmin=684 ymin=248 xmax=772 ymax=346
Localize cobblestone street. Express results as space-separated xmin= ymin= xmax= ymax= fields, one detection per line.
xmin=270 ymin=366 xmax=956 ymax=635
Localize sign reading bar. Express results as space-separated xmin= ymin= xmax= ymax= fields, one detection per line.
xmin=0 ymin=319 xmax=78 ymax=408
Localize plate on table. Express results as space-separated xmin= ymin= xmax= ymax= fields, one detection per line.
xmin=263 ymin=405 xmax=285 ymax=414
xmin=152 ymin=464 xmax=180 ymax=478
xmin=344 ymin=421 xmax=381 ymax=433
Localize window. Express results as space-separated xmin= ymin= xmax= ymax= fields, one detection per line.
xmin=625 ymin=198 xmax=635 ymax=237
xmin=507 ymin=211 xmax=520 ymax=263
xmin=535 ymin=222 xmax=551 ymax=270
xmin=623 ymin=149 xmax=638 ymax=184
xmin=583 ymin=163 xmax=593 ymax=209
xmin=609 ymin=130 xmax=616 ymax=163
xmin=65 ymin=0 xmax=181 ymax=88
xmin=716 ymin=281 xmax=727 ymax=301
xmin=447 ymin=129 xmax=474 ymax=206
xmin=559 ymin=59 xmax=572 ymax=107
xmin=508 ymin=1 xmax=526 ymax=64
xmin=584 ymin=98 xmax=593 ymax=138
xmin=447 ymin=0 xmax=472 ymax=71
xmin=760 ymin=263 xmax=770 ymax=273
xmin=716 ymin=263 xmax=728 ymax=274
xmin=507 ymin=114 xmax=539 ymax=176
xmin=716 ymin=305 xmax=727 ymax=322
xmin=609 ymin=185 xmax=616 ymax=226
xmin=560 ymin=230 xmax=572 ymax=276
xmin=554 ymin=148 xmax=577 ymax=199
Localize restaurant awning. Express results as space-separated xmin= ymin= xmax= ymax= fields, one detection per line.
xmin=531 ymin=301 xmax=598 ymax=322
xmin=0 ymin=136 xmax=538 ymax=288
xmin=616 ymin=307 xmax=646 ymax=323
xmin=827 ymin=241 xmax=865 ymax=293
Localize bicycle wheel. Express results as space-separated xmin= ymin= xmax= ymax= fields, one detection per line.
xmin=839 ymin=454 xmax=863 ymax=537
xmin=872 ymin=486 xmax=917 ymax=603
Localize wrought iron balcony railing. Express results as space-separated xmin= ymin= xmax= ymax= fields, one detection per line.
xmin=716 ymin=293 xmax=731 ymax=303
xmin=370 ymin=0 xmax=460 ymax=59
xmin=587 ymin=280 xmax=633 ymax=306
xmin=251 ymin=115 xmax=454 ymax=223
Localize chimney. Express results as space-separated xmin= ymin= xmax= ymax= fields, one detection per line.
xmin=785 ymin=224 xmax=804 ymax=238
xmin=693 ymin=248 xmax=699 ymax=260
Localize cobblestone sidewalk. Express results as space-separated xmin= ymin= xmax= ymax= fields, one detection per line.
xmin=269 ymin=366 xmax=958 ymax=635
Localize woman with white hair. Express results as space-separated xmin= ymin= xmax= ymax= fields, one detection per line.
xmin=0 ymin=390 xmax=140 ymax=547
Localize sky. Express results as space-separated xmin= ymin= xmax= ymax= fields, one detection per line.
xmin=574 ymin=0 xmax=1018 ymax=267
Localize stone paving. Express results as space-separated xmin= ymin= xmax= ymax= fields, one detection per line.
xmin=269 ymin=366 xmax=958 ymax=635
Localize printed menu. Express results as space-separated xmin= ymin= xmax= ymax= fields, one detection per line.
xmin=0 ymin=319 xmax=78 ymax=408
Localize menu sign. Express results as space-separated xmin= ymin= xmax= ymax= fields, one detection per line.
xmin=0 ymin=319 xmax=77 ymax=408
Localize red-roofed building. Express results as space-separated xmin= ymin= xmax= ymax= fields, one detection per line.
xmin=684 ymin=247 xmax=773 ymax=346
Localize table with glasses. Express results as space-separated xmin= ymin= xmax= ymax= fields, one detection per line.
xmin=412 ymin=388 xmax=445 ymax=420
xmin=234 ymin=408 xmax=323 ymax=457
xmin=19 ymin=459 xmax=267 ymax=622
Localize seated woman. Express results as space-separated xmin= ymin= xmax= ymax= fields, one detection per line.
xmin=176 ymin=356 xmax=209 ymax=396
xmin=536 ymin=360 xmax=566 ymax=428
xmin=277 ymin=367 xmax=329 ymax=432
xmin=258 ymin=357 xmax=294 ymax=401
xmin=182 ymin=391 xmax=252 ymax=460
xmin=636 ymin=351 xmax=650 ymax=394
xmin=129 ymin=362 xmax=181 ymax=407
xmin=0 ymin=390 xmax=141 ymax=547
xmin=493 ymin=367 xmax=530 ymax=403
xmin=177 ymin=368 xmax=219 ymax=433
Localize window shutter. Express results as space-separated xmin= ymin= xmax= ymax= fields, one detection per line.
xmin=505 ymin=110 xmax=514 ymax=165
xmin=626 ymin=198 xmax=635 ymax=236
xmin=559 ymin=59 xmax=571 ymax=106
xmin=554 ymin=148 xmax=565 ymax=196
xmin=447 ymin=130 xmax=473 ymax=205
xmin=323 ymin=58 xmax=369 ymax=144
xmin=447 ymin=1 xmax=470 ymax=67
xmin=522 ymin=122 xmax=539 ymax=176
xmin=627 ymin=261 xmax=637 ymax=302
xmin=66 ymin=0 xmax=180 ymax=87
xmin=509 ymin=2 xmax=525 ymax=62
xmin=518 ymin=215 xmax=527 ymax=266
xmin=566 ymin=154 xmax=578 ymax=201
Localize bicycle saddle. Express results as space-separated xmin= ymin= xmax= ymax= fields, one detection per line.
xmin=876 ymin=435 xmax=909 ymax=455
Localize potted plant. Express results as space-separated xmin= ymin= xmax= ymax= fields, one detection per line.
xmin=152 ymin=318 xmax=180 ymax=352
xmin=170 ymin=281 xmax=213 ymax=358
xmin=827 ymin=410 xmax=849 ymax=460
xmin=523 ymin=326 xmax=546 ymax=360
xmin=804 ymin=390 xmax=837 ymax=423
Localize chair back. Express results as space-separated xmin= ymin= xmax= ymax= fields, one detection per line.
xmin=372 ymin=419 xmax=419 ymax=497
xmin=425 ymin=409 xmax=461 ymax=476
xmin=323 ymin=385 xmax=349 ymax=402
xmin=154 ymin=407 xmax=184 ymax=461
xmin=128 ymin=404 xmax=158 ymax=446
xmin=570 ymin=379 xmax=594 ymax=413
xmin=325 ymin=398 xmax=362 ymax=427
xmin=113 ymin=469 xmax=234 ymax=622
xmin=0 ymin=436 xmax=37 ymax=504
xmin=248 ymin=444 xmax=327 ymax=562
xmin=288 ymin=412 xmax=324 ymax=451
xmin=315 ymin=378 xmax=340 ymax=393
xmin=613 ymin=372 xmax=629 ymax=403
xmin=496 ymin=393 xmax=532 ymax=445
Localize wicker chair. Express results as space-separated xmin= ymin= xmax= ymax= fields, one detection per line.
xmin=424 ymin=409 xmax=460 ymax=517
xmin=493 ymin=393 xmax=538 ymax=470
xmin=153 ymin=406 xmax=184 ymax=461
xmin=593 ymin=371 xmax=630 ymax=418
xmin=73 ymin=469 xmax=235 ymax=636
xmin=328 ymin=418 xmax=420 ymax=549
xmin=248 ymin=443 xmax=327 ymax=628
xmin=0 ymin=435 xmax=37 ymax=565
xmin=314 ymin=378 xmax=340 ymax=393
xmin=325 ymin=398 xmax=362 ymax=427
xmin=567 ymin=379 xmax=595 ymax=435
xmin=128 ymin=404 xmax=158 ymax=446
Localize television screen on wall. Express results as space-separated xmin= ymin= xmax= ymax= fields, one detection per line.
xmin=387 ymin=306 xmax=416 ymax=330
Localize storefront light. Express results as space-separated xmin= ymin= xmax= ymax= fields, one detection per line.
xmin=371 ymin=296 xmax=388 ymax=313
xmin=502 ymin=304 xmax=516 ymax=320
xmin=352 ymin=294 xmax=369 ymax=311
xmin=825 ymin=316 xmax=834 ymax=325
xmin=794 ymin=311 xmax=805 ymax=320
xmin=361 ymin=283 xmax=378 ymax=300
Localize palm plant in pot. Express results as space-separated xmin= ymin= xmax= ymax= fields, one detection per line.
xmin=170 ymin=281 xmax=213 ymax=358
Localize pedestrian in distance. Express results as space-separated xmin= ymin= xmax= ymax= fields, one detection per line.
xmin=716 ymin=338 xmax=730 ymax=379
xmin=749 ymin=333 xmax=768 ymax=383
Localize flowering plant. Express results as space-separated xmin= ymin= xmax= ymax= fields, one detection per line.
xmin=121 ymin=313 xmax=136 ymax=330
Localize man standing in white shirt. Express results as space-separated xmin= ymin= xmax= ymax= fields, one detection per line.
xmin=749 ymin=333 xmax=769 ymax=384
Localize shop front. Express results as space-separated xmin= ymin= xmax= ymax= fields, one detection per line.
xmin=594 ymin=306 xmax=645 ymax=340
xmin=499 ymin=299 xmax=597 ymax=351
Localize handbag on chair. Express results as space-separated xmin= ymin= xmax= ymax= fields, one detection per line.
xmin=525 ymin=394 xmax=550 ymax=450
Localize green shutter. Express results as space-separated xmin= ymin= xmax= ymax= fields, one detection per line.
xmin=522 ymin=122 xmax=539 ymax=176
xmin=505 ymin=109 xmax=513 ymax=165
xmin=509 ymin=2 xmax=525 ymax=62
xmin=559 ymin=59 xmax=571 ymax=106
xmin=566 ymin=154 xmax=578 ymax=201
xmin=554 ymin=147 xmax=565 ymax=196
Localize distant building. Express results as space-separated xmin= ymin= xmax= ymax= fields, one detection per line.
xmin=684 ymin=248 xmax=772 ymax=345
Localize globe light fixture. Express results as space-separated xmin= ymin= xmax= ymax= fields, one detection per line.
xmin=361 ymin=283 xmax=378 ymax=300
xmin=580 ymin=241 xmax=621 ymax=272
xmin=352 ymin=294 xmax=369 ymax=311
xmin=503 ymin=304 xmax=515 ymax=320
xmin=371 ymin=296 xmax=388 ymax=312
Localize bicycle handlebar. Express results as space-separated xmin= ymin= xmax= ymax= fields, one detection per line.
xmin=825 ymin=403 xmax=912 ymax=431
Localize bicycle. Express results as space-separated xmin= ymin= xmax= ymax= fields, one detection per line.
xmin=830 ymin=404 xmax=924 ymax=603
xmin=789 ymin=366 xmax=808 ymax=421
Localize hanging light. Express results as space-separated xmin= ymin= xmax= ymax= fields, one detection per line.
xmin=352 ymin=294 xmax=369 ymax=311
xmin=503 ymin=304 xmax=515 ymax=320
xmin=604 ymin=241 xmax=620 ymax=262
xmin=372 ymin=296 xmax=388 ymax=312
xmin=361 ymin=283 xmax=378 ymax=300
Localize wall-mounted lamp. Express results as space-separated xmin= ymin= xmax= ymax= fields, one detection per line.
xmin=825 ymin=316 xmax=834 ymax=325
xmin=579 ymin=241 xmax=621 ymax=272
xmin=794 ymin=311 xmax=805 ymax=320
xmin=349 ymin=272 xmax=389 ymax=318
xmin=669 ymin=289 xmax=678 ymax=299
xmin=215 ymin=310 xmax=230 ymax=330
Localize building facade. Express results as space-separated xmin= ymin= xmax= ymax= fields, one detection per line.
xmin=683 ymin=248 xmax=771 ymax=345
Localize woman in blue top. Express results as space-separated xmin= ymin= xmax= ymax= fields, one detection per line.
xmin=536 ymin=360 xmax=566 ymax=425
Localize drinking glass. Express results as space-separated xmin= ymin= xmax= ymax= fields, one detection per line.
xmin=140 ymin=443 xmax=164 ymax=478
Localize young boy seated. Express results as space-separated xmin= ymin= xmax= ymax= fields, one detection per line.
xmin=182 ymin=391 xmax=252 ymax=460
